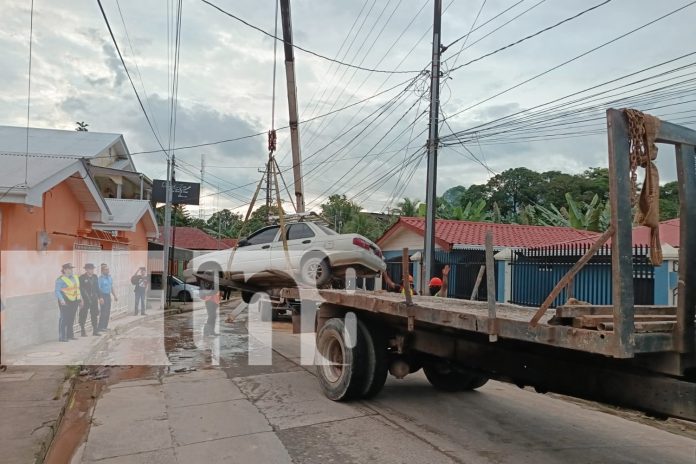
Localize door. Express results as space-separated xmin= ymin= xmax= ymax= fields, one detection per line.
xmin=270 ymin=223 xmax=317 ymax=271
xmin=231 ymin=226 xmax=279 ymax=277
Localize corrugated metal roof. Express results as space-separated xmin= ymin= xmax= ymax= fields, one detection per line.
xmin=0 ymin=153 xmax=76 ymax=189
xmin=0 ymin=126 xmax=123 ymax=158
xmin=94 ymin=199 xmax=158 ymax=236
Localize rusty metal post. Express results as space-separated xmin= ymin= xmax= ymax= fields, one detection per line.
xmin=607 ymin=108 xmax=636 ymax=358
xmin=675 ymin=143 xmax=696 ymax=356
xmin=485 ymin=231 xmax=497 ymax=342
xmin=402 ymin=248 xmax=413 ymax=306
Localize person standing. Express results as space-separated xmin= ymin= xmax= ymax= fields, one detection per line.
xmin=428 ymin=265 xmax=450 ymax=297
xmin=200 ymin=281 xmax=220 ymax=337
xmin=98 ymin=263 xmax=118 ymax=331
xmin=131 ymin=267 xmax=148 ymax=315
xmin=54 ymin=263 xmax=81 ymax=342
xmin=78 ymin=263 xmax=101 ymax=336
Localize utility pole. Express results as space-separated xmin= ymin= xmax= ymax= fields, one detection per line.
xmin=423 ymin=0 xmax=442 ymax=292
xmin=167 ymin=154 xmax=177 ymax=307
xmin=199 ymin=154 xmax=206 ymax=221
xmin=161 ymin=157 xmax=173 ymax=310
xmin=279 ymin=0 xmax=305 ymax=212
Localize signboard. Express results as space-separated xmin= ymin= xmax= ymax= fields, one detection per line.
xmin=152 ymin=180 xmax=200 ymax=205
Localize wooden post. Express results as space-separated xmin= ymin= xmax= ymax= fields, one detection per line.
xmin=402 ymin=248 xmax=413 ymax=306
xmin=470 ymin=265 xmax=485 ymax=301
xmin=529 ymin=226 xmax=614 ymax=327
xmin=485 ymin=231 xmax=497 ymax=342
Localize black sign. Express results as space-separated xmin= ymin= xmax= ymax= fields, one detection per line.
xmin=152 ymin=180 xmax=200 ymax=205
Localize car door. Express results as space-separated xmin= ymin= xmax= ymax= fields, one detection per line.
xmin=270 ymin=223 xmax=318 ymax=271
xmin=231 ymin=226 xmax=279 ymax=276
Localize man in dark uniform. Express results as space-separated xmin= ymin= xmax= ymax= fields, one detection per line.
xmin=54 ymin=263 xmax=81 ymax=342
xmin=78 ymin=263 xmax=100 ymax=336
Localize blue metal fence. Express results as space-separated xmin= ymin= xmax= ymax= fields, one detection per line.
xmin=509 ymin=243 xmax=654 ymax=307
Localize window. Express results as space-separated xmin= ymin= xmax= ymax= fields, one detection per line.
xmin=287 ymin=223 xmax=315 ymax=240
xmin=246 ymin=226 xmax=279 ymax=245
xmin=317 ymin=224 xmax=337 ymax=235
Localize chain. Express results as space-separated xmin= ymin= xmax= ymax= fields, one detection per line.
xmin=625 ymin=109 xmax=647 ymax=206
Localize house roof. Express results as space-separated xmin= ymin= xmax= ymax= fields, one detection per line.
xmin=93 ymin=199 xmax=159 ymax=237
xmin=0 ymin=126 xmax=134 ymax=171
xmin=155 ymin=227 xmax=234 ymax=250
xmin=0 ymin=155 xmax=110 ymax=221
xmin=377 ymin=217 xmax=600 ymax=251
xmin=632 ymin=219 xmax=680 ymax=247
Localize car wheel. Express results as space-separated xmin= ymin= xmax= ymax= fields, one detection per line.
xmin=178 ymin=291 xmax=191 ymax=302
xmin=300 ymin=254 xmax=331 ymax=287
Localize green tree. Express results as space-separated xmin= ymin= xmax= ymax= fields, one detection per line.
xmin=486 ymin=167 xmax=544 ymax=216
xmin=343 ymin=212 xmax=386 ymax=242
xmin=659 ymin=181 xmax=680 ymax=220
xmin=393 ymin=197 xmax=420 ymax=217
xmin=207 ymin=209 xmax=243 ymax=237
xmin=320 ymin=194 xmax=361 ymax=232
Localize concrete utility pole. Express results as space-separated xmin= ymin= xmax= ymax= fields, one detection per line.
xmin=423 ymin=0 xmax=443 ymax=292
xmin=279 ymin=0 xmax=305 ymax=212
xmin=161 ymin=157 xmax=173 ymax=310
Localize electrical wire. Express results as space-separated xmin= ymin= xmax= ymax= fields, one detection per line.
xmin=199 ymin=0 xmax=422 ymax=74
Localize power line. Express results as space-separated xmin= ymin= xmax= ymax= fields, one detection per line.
xmin=199 ymin=0 xmax=422 ymax=74
xmin=444 ymin=1 xmax=696 ymax=121
xmin=447 ymin=0 xmax=613 ymax=73
xmin=96 ymin=0 xmax=169 ymax=158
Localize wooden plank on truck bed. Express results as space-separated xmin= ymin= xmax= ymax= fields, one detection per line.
xmin=556 ymin=305 xmax=677 ymax=318
xmin=598 ymin=321 xmax=677 ymax=333
xmin=572 ymin=314 xmax=677 ymax=329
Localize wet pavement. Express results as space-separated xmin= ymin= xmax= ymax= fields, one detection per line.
xmin=42 ymin=299 xmax=696 ymax=463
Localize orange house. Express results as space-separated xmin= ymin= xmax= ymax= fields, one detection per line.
xmin=0 ymin=129 xmax=158 ymax=352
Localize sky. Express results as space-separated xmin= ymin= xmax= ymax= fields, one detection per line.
xmin=1 ymin=0 xmax=695 ymax=218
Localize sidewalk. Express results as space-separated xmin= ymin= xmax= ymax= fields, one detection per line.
xmin=73 ymin=368 xmax=293 ymax=463
xmin=4 ymin=307 xmax=167 ymax=366
xmin=0 ymin=365 xmax=72 ymax=464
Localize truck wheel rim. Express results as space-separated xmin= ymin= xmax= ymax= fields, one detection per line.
xmin=321 ymin=336 xmax=344 ymax=383
xmin=306 ymin=261 xmax=323 ymax=281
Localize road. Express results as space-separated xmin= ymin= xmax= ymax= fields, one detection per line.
xmin=51 ymin=301 xmax=696 ymax=464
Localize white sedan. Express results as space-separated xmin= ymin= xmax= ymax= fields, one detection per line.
xmin=184 ymin=222 xmax=385 ymax=295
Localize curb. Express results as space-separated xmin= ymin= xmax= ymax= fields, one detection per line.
xmin=35 ymin=370 xmax=76 ymax=464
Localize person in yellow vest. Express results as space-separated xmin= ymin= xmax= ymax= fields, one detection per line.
xmin=54 ymin=263 xmax=82 ymax=342
xmin=200 ymin=280 xmax=220 ymax=337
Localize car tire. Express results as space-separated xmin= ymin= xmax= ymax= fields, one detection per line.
xmin=316 ymin=317 xmax=368 ymax=401
xmin=178 ymin=291 xmax=191 ymax=302
xmin=300 ymin=254 xmax=331 ymax=287
xmin=241 ymin=291 xmax=253 ymax=304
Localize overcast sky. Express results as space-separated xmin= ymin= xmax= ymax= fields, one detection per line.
xmin=1 ymin=0 xmax=694 ymax=217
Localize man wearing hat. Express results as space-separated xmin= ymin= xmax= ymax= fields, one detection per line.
xmin=79 ymin=263 xmax=101 ymax=336
xmin=54 ymin=263 xmax=82 ymax=342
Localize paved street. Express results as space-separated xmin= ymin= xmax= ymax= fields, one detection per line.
xmin=44 ymin=303 xmax=696 ymax=464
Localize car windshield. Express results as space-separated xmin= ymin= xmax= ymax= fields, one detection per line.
xmin=170 ymin=277 xmax=183 ymax=285
xmin=316 ymin=224 xmax=337 ymax=235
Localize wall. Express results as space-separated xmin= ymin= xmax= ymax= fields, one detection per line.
xmin=1 ymin=183 xmax=89 ymax=251
xmin=123 ymin=218 xmax=149 ymax=251
xmin=379 ymin=227 xmax=443 ymax=253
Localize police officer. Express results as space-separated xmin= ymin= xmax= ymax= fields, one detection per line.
xmin=54 ymin=263 xmax=81 ymax=342
xmin=98 ymin=263 xmax=118 ymax=331
xmin=78 ymin=263 xmax=100 ymax=336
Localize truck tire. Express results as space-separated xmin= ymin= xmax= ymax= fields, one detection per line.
xmin=423 ymin=364 xmax=489 ymax=392
xmin=316 ymin=317 xmax=367 ymax=401
xmin=300 ymin=254 xmax=332 ymax=287
xmin=358 ymin=321 xmax=389 ymax=399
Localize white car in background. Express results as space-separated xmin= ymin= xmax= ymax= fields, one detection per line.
xmin=184 ymin=222 xmax=385 ymax=298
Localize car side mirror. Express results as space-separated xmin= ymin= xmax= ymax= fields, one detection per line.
xmin=238 ymin=239 xmax=249 ymax=247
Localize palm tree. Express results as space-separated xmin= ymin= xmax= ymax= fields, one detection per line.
xmin=394 ymin=198 xmax=420 ymax=217
xmin=75 ymin=121 xmax=89 ymax=132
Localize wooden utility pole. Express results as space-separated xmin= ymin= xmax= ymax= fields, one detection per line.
xmin=279 ymin=0 xmax=305 ymax=212
xmin=423 ymin=0 xmax=442 ymax=291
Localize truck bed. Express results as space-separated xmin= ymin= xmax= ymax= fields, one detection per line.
xmin=282 ymin=288 xmax=677 ymax=357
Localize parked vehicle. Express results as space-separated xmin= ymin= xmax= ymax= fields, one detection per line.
xmin=184 ymin=222 xmax=385 ymax=297
xmin=150 ymin=273 xmax=200 ymax=302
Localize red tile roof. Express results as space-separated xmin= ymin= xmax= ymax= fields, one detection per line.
xmin=156 ymin=227 xmax=234 ymax=250
xmin=377 ymin=217 xmax=601 ymax=250
xmin=221 ymin=238 xmax=238 ymax=248
xmin=631 ymin=218 xmax=680 ymax=247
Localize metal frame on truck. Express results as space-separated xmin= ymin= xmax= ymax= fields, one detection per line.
xmin=282 ymin=109 xmax=696 ymax=421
